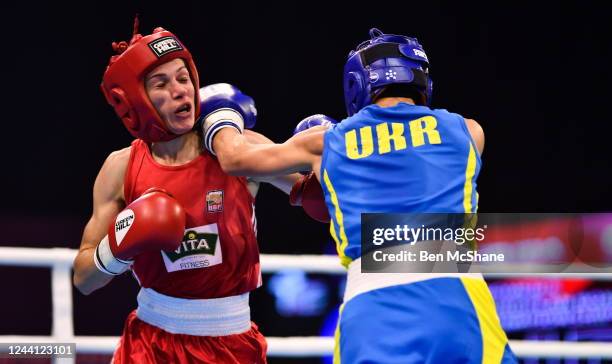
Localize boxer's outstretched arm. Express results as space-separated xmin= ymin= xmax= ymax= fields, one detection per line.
xmin=214 ymin=126 xmax=325 ymax=178
xmin=243 ymin=130 xmax=302 ymax=194
xmin=73 ymin=148 xmax=129 ymax=295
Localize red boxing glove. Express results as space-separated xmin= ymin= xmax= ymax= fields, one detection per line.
xmin=289 ymin=173 xmax=330 ymax=223
xmin=94 ymin=188 xmax=186 ymax=275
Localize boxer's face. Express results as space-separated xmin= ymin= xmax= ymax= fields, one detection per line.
xmin=145 ymin=58 xmax=196 ymax=135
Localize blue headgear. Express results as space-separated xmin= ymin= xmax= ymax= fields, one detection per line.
xmin=343 ymin=28 xmax=432 ymax=116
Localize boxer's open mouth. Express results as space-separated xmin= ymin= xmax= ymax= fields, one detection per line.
xmin=175 ymin=103 xmax=192 ymax=116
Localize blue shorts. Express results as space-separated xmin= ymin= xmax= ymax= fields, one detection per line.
xmin=334 ymin=277 xmax=517 ymax=364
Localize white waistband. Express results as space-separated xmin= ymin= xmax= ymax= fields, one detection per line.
xmin=344 ymin=257 xmax=484 ymax=303
xmin=136 ymin=288 xmax=251 ymax=336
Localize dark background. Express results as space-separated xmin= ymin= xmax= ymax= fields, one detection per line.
xmin=1 ymin=1 xmax=610 ymax=363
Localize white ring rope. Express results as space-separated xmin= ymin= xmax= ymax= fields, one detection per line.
xmin=1 ymin=335 xmax=611 ymax=359
xmin=0 ymin=247 xmax=611 ymax=359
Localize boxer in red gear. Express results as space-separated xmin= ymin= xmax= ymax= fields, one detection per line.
xmin=73 ymin=21 xmax=300 ymax=364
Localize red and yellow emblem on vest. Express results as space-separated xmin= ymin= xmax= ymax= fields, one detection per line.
xmin=206 ymin=190 xmax=224 ymax=213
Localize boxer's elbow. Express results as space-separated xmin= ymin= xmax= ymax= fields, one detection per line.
xmin=74 ymin=272 xmax=111 ymax=296
xmin=73 ymin=272 xmax=95 ymax=295
xmin=75 ymin=283 xmax=94 ymax=296
xmin=72 ymin=251 xmax=110 ymax=295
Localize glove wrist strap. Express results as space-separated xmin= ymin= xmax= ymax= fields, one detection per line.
xmin=202 ymin=109 xmax=244 ymax=155
xmin=94 ymin=235 xmax=132 ymax=276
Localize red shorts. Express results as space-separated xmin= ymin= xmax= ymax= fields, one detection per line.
xmin=112 ymin=310 xmax=268 ymax=364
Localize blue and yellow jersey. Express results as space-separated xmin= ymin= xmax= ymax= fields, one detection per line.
xmin=321 ymin=102 xmax=481 ymax=266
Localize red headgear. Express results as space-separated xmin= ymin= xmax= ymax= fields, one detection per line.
xmin=101 ymin=24 xmax=200 ymax=143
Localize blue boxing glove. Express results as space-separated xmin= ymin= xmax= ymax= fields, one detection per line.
xmin=198 ymin=83 xmax=257 ymax=155
xmin=294 ymin=114 xmax=337 ymax=174
xmin=293 ymin=114 xmax=337 ymax=135
xmin=288 ymin=114 xmax=337 ymax=223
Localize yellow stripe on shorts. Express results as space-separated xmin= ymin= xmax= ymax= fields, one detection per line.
xmin=461 ymin=278 xmax=508 ymax=364
xmin=333 ymin=303 xmax=345 ymax=364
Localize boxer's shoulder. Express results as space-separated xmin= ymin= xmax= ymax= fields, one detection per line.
xmin=95 ymin=146 xmax=131 ymax=203
xmin=103 ymin=146 xmax=131 ymax=179
xmin=106 ymin=146 xmax=132 ymax=166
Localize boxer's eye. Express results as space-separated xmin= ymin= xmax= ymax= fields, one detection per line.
xmin=176 ymin=69 xmax=189 ymax=79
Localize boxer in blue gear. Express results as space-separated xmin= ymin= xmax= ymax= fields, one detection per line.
xmin=203 ymin=28 xmax=518 ymax=364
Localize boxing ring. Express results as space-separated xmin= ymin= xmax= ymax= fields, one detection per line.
xmin=1 ymin=246 xmax=611 ymax=362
